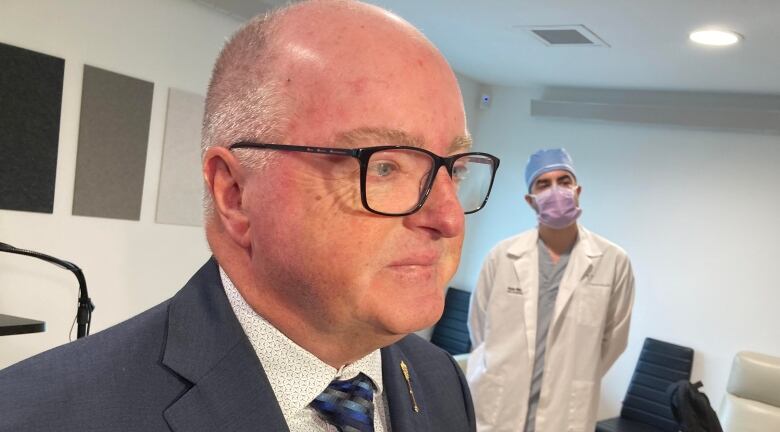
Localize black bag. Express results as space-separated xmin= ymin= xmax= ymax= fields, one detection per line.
xmin=667 ymin=380 xmax=724 ymax=432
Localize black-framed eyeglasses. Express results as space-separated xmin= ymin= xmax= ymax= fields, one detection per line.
xmin=229 ymin=142 xmax=500 ymax=216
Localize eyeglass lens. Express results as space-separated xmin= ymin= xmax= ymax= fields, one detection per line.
xmin=363 ymin=149 xmax=495 ymax=215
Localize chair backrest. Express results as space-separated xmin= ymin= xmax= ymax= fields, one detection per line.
xmin=429 ymin=287 xmax=471 ymax=356
xmin=620 ymin=337 xmax=694 ymax=431
xmin=719 ymin=351 xmax=780 ymax=432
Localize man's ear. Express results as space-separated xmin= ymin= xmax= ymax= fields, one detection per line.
xmin=203 ymin=147 xmax=251 ymax=248
xmin=525 ymin=194 xmax=536 ymax=211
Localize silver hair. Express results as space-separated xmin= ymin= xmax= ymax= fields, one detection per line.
xmin=201 ymin=10 xmax=291 ymax=220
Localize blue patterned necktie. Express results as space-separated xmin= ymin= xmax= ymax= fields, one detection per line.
xmin=310 ymin=373 xmax=375 ymax=432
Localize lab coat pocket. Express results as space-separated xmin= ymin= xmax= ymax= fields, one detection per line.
xmin=568 ymin=380 xmax=594 ymax=432
xmin=574 ymin=284 xmax=610 ymax=327
xmin=471 ymin=371 xmax=503 ymax=427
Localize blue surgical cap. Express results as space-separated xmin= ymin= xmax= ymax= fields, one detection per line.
xmin=524 ymin=148 xmax=577 ymax=192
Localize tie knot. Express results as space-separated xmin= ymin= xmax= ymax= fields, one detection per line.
xmin=310 ymin=373 xmax=375 ymax=432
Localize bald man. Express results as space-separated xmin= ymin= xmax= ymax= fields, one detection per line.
xmin=0 ymin=1 xmax=500 ymax=431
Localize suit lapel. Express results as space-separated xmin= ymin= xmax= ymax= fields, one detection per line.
xmin=161 ymin=258 xmax=289 ymax=432
xmin=163 ymin=341 xmax=289 ymax=432
xmin=381 ymin=344 xmax=432 ymax=431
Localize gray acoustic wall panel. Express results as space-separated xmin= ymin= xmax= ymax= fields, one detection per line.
xmin=72 ymin=65 xmax=153 ymax=220
xmin=156 ymin=88 xmax=205 ymax=227
xmin=0 ymin=42 xmax=64 ymax=213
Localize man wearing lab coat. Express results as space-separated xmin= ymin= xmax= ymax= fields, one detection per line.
xmin=467 ymin=148 xmax=635 ymax=432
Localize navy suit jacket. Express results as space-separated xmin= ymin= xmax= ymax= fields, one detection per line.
xmin=0 ymin=258 xmax=475 ymax=431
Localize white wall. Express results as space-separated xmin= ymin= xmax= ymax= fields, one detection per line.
xmin=455 ymin=84 xmax=780 ymax=418
xmin=0 ymin=0 xmax=243 ymax=369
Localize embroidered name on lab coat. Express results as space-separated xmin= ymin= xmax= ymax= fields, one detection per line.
xmin=507 ymin=286 xmax=523 ymax=295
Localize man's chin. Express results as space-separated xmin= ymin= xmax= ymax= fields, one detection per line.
xmin=378 ymin=297 xmax=445 ymax=337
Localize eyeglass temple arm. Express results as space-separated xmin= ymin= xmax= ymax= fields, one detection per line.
xmin=230 ymin=142 xmax=358 ymax=157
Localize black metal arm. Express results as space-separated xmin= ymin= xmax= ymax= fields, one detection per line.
xmin=0 ymin=242 xmax=95 ymax=339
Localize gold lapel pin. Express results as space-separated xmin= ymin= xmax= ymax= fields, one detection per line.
xmin=400 ymin=360 xmax=420 ymax=413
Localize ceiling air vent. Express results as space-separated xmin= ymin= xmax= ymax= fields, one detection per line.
xmin=519 ymin=25 xmax=609 ymax=47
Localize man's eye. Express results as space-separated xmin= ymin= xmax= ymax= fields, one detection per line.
xmin=368 ymin=161 xmax=399 ymax=177
xmin=453 ymin=165 xmax=469 ymax=182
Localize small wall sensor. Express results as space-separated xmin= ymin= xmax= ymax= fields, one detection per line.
xmin=479 ymin=94 xmax=491 ymax=110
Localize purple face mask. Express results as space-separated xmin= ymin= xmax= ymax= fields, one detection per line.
xmin=531 ymin=185 xmax=582 ymax=229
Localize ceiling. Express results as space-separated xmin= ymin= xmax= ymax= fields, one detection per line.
xmin=195 ymin=0 xmax=780 ymax=94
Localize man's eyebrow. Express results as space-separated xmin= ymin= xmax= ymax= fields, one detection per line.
xmin=335 ymin=127 xmax=473 ymax=154
xmin=449 ymin=135 xmax=473 ymax=154
xmin=335 ymin=127 xmax=422 ymax=148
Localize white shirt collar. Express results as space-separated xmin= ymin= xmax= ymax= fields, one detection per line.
xmin=219 ymin=267 xmax=384 ymax=420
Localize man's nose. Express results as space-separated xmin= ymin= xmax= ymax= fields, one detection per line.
xmin=405 ymin=166 xmax=465 ymax=238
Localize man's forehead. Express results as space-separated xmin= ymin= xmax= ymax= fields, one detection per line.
xmin=334 ymin=127 xmax=472 ymax=153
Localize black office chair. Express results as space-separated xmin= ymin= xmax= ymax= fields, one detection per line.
xmin=429 ymin=287 xmax=471 ymax=355
xmin=596 ymin=337 xmax=694 ymax=432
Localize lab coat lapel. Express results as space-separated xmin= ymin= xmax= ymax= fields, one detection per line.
xmin=552 ymin=226 xmax=600 ymax=327
xmin=509 ymin=231 xmax=540 ymax=366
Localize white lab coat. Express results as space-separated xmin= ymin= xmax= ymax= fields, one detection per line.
xmin=467 ymin=225 xmax=635 ymax=432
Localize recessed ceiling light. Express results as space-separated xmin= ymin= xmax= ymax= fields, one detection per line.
xmin=689 ymin=29 xmax=742 ymax=46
